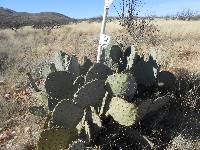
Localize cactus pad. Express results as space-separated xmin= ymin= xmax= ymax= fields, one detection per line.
xmin=105 ymin=73 xmax=137 ymax=99
xmin=53 ymin=51 xmax=70 ymax=71
xmin=134 ymin=57 xmax=158 ymax=87
xmin=73 ymin=79 xmax=106 ymax=109
xmin=51 ymin=100 xmax=84 ymax=129
xmin=124 ymin=45 xmax=138 ymax=70
xmin=104 ymin=41 xmax=123 ymax=64
xmin=48 ymin=97 xmax=60 ymax=111
xmin=109 ymin=45 xmax=123 ymax=62
xmin=104 ymin=42 xmax=124 ymax=71
xmin=45 ymin=71 xmax=73 ymax=100
xmin=138 ymin=95 xmax=171 ymax=118
xmin=37 ymin=128 xmax=77 ymax=150
xmin=80 ymin=56 xmax=93 ymax=75
xmin=85 ymin=63 xmax=112 ymax=83
xmin=68 ymin=139 xmax=86 ymax=150
xmin=157 ymin=71 xmax=176 ymax=91
xmin=99 ymin=92 xmax=111 ymax=116
xmin=73 ymin=75 xmax=85 ymax=93
xmin=66 ymin=55 xmax=80 ymax=81
xmin=107 ymin=97 xmax=138 ymax=126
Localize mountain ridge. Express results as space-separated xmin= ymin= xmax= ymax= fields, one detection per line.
xmin=0 ymin=7 xmax=77 ymax=29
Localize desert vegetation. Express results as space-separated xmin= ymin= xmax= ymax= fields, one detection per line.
xmin=0 ymin=0 xmax=200 ymax=148
xmin=0 ymin=18 xmax=199 ymax=149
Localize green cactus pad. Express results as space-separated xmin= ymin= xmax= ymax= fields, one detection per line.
xmin=138 ymin=95 xmax=171 ymax=119
xmin=37 ymin=128 xmax=77 ymax=150
xmin=53 ymin=51 xmax=70 ymax=71
xmin=68 ymin=139 xmax=86 ymax=150
xmin=85 ymin=63 xmax=112 ymax=83
xmin=80 ymin=56 xmax=93 ymax=75
xmin=86 ymin=106 xmax=102 ymax=128
xmin=45 ymin=71 xmax=73 ymax=100
xmin=124 ymin=45 xmax=138 ymax=70
xmin=157 ymin=71 xmax=176 ymax=91
xmin=51 ymin=100 xmax=84 ymax=129
xmin=73 ymin=75 xmax=85 ymax=93
xmin=104 ymin=41 xmax=123 ymax=64
xmin=134 ymin=58 xmax=158 ymax=87
xmin=99 ymin=92 xmax=111 ymax=116
xmin=110 ymin=62 xmax=120 ymax=72
xmin=109 ymin=45 xmax=123 ymax=62
xmin=107 ymin=97 xmax=138 ymax=126
xmin=48 ymin=97 xmax=60 ymax=111
xmin=73 ymin=79 xmax=106 ymax=109
xmin=105 ymin=73 xmax=137 ymax=99
xmin=66 ymin=55 xmax=80 ymax=81
xmin=103 ymin=41 xmax=124 ymax=71
xmin=54 ymin=51 xmax=80 ymax=80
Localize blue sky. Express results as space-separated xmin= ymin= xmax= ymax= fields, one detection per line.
xmin=1 ymin=0 xmax=200 ymax=18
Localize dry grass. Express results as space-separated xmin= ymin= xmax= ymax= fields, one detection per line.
xmin=0 ymin=19 xmax=199 ymax=149
xmin=153 ymin=19 xmax=200 ymax=74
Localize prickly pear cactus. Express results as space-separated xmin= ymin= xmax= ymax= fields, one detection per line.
xmin=73 ymin=79 xmax=106 ymax=109
xmin=66 ymin=55 xmax=80 ymax=81
xmin=99 ymin=92 xmax=111 ymax=116
xmin=80 ymin=56 xmax=93 ymax=75
xmin=82 ymin=107 xmax=102 ymax=129
xmin=51 ymin=100 xmax=84 ymax=129
xmin=124 ymin=45 xmax=139 ymax=70
xmin=53 ymin=51 xmax=80 ymax=80
xmin=107 ymin=97 xmax=139 ymax=126
xmin=109 ymin=45 xmax=123 ymax=62
xmin=105 ymin=73 xmax=137 ymax=99
xmin=157 ymin=71 xmax=176 ymax=91
xmin=73 ymin=75 xmax=85 ymax=93
xmin=104 ymin=41 xmax=123 ymax=64
xmin=48 ymin=97 xmax=60 ymax=111
xmin=104 ymin=41 xmax=124 ymax=72
xmin=37 ymin=128 xmax=77 ymax=150
xmin=45 ymin=71 xmax=73 ymax=100
xmin=30 ymin=45 xmax=177 ymax=149
xmin=134 ymin=56 xmax=159 ymax=87
xmin=67 ymin=139 xmax=86 ymax=150
xmin=77 ymin=107 xmax=102 ymax=143
xmin=85 ymin=63 xmax=112 ymax=83
xmin=138 ymin=95 xmax=171 ymax=118
xmin=53 ymin=51 xmax=70 ymax=71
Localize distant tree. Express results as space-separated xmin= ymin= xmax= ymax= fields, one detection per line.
xmin=176 ymin=9 xmax=196 ymax=21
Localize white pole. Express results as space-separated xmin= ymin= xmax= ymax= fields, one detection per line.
xmin=97 ymin=0 xmax=114 ymax=63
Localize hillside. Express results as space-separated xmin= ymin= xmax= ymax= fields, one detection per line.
xmin=0 ymin=7 xmax=77 ymax=29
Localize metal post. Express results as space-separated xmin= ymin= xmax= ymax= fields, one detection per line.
xmin=97 ymin=0 xmax=114 ymax=63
